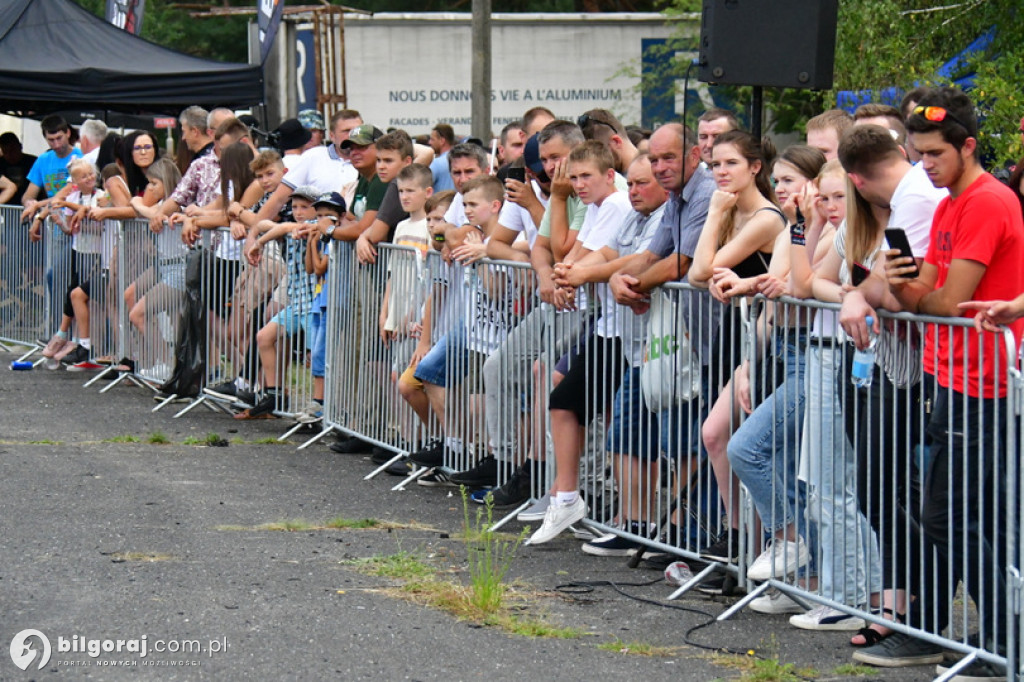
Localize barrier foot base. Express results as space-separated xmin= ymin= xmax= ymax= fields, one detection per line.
xmin=716 ymin=579 xmax=769 ymax=621
xmin=152 ymin=393 xmax=179 ymax=412
xmin=933 ymin=652 xmax=979 ymax=682
xmin=277 ymin=421 xmax=307 ymax=442
xmin=298 ymin=424 xmax=335 ymax=450
xmin=173 ymin=394 xmax=209 ymax=418
xmin=667 ymin=562 xmax=726 ymax=601
xmin=390 ymin=464 xmax=433 ymax=491
xmin=16 ymin=347 xmax=39 ymax=363
xmin=83 ymin=364 xmax=117 ymax=387
xmin=486 ymin=499 xmax=533 ymax=532
xmin=98 ymin=371 xmax=132 ymax=393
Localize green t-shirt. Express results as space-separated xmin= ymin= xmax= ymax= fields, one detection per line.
xmin=538 ymin=172 xmax=628 ymax=238
xmin=352 ymin=174 xmax=388 ymax=218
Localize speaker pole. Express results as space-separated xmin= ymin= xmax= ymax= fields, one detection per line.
xmin=751 ymin=86 xmax=763 ymax=139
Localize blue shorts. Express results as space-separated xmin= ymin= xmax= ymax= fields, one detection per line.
xmin=270 ymin=305 xmax=312 ymax=349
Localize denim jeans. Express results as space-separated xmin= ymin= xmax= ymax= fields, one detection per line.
xmin=482 ymin=303 xmax=584 ymax=462
xmin=802 ymin=343 xmax=879 ymax=606
xmin=727 ymin=331 xmax=809 ymax=536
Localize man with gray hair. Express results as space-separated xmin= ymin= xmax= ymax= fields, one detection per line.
xmin=78 ymin=119 xmax=108 ymax=169
xmin=179 ymin=106 xmax=214 ymax=159
xmin=441 ymin=142 xmax=490 ymax=227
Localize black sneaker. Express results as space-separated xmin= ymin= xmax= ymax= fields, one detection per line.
xmin=204 ymin=380 xmax=239 ymax=401
xmin=418 ymin=470 xmax=455 ymax=487
xmin=371 ymin=446 xmax=400 ymax=465
xmin=450 ymin=455 xmax=499 ymax=487
xmin=852 ymin=632 xmax=944 ymax=668
xmin=484 ymin=460 xmax=533 ymax=506
xmin=329 ymin=436 xmax=372 ymax=454
xmin=233 ymin=390 xmax=257 ymax=409
xmin=61 ymin=345 xmax=89 ymax=366
xmin=247 ymin=391 xmax=278 ymax=418
xmin=701 ymin=528 xmax=741 ymax=563
xmin=407 ymin=439 xmax=445 ymax=468
xmin=384 ymin=459 xmax=411 ymax=476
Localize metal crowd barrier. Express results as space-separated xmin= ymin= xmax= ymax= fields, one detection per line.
xmin=0 ymin=205 xmax=47 ymax=359
xmin=712 ymin=294 xmax=1019 ymax=680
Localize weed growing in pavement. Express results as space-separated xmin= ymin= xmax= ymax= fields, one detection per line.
xmin=831 ymin=664 xmax=877 ymax=677
xmin=105 ymin=435 xmax=140 ymax=443
xmin=349 ymin=550 xmax=435 ymax=581
xmin=26 ymin=439 xmax=62 ymax=445
xmin=147 ymin=431 xmax=170 ymax=444
xmin=325 ymin=517 xmax=382 ymax=530
xmin=257 ymin=519 xmax=313 ymax=531
xmin=596 ymin=638 xmax=680 ymax=657
xmin=182 ymin=436 xmax=203 ymax=445
xmin=460 ymin=487 xmax=528 ymax=615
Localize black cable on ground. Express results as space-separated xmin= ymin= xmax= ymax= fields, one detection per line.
xmin=553 ymin=577 xmax=819 ymax=681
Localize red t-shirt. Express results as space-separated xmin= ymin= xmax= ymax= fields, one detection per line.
xmin=923 ymin=172 xmax=1024 ymax=398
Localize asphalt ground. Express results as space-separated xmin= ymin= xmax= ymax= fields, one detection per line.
xmin=0 ymin=348 xmax=935 ymax=681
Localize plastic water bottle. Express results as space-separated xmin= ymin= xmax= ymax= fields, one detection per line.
xmin=850 ymin=316 xmax=876 ymax=389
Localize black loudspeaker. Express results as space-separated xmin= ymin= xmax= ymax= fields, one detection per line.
xmin=698 ymin=0 xmax=839 ymax=90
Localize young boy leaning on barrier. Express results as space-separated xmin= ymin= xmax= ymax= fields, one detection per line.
xmin=291 ymin=191 xmax=346 ymax=425
xmin=385 ymin=191 xmax=460 ymax=468
xmin=234 ymin=185 xmax=319 ymax=419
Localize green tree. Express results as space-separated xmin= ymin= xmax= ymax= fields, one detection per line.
xmin=655 ymin=0 xmax=1024 ymax=165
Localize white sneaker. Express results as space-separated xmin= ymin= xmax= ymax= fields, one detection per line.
xmin=293 ymin=402 xmax=323 ymax=424
xmin=525 ymin=497 xmax=587 ymax=545
xmin=789 ymin=605 xmax=865 ymax=631
xmin=139 ymin=362 xmax=171 ymax=382
xmin=747 ymin=537 xmax=809 ymax=581
xmin=749 ymin=590 xmax=807 ymax=615
xmin=517 ymin=496 xmax=550 ymax=523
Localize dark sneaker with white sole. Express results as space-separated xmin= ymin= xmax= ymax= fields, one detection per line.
xmin=852 ymin=632 xmax=945 ymax=668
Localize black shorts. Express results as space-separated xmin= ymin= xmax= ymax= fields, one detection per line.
xmin=204 ymin=257 xmax=241 ymax=316
xmin=548 ymin=333 xmax=624 ymax=424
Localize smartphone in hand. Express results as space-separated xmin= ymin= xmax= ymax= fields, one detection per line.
xmin=506 ymin=167 xmax=526 ymax=184
xmin=851 ymin=262 xmax=870 ymax=286
xmin=883 ymin=228 xmax=920 ymax=279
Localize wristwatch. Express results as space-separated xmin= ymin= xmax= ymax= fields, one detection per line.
xmin=326 ymin=225 xmax=336 ymax=239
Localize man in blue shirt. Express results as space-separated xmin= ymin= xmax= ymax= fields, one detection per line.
xmin=20 ymin=115 xmax=81 ymax=221
xmin=428 ymin=123 xmax=456 ymax=192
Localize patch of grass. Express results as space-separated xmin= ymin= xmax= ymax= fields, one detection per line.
xmin=348 ymin=551 xmax=435 ymax=580
xmin=711 ymin=652 xmax=816 ymax=682
xmin=27 ymin=439 xmax=62 ymax=445
xmin=487 ymin=614 xmax=586 ymax=639
xmin=109 ymin=551 xmax=174 ymax=563
xmin=257 ymin=519 xmax=313 ymax=532
xmin=105 ymin=434 xmax=140 ymax=443
xmin=250 ymin=437 xmax=283 ymax=445
xmin=325 ymin=517 xmax=382 ymax=530
xmin=597 ymin=638 xmax=680 ymax=657
xmin=831 ymin=664 xmax=877 ymax=677
xmin=147 ymin=431 xmax=170 ymax=445
xmin=461 ymin=487 xmax=528 ymax=615
xmin=183 ymin=433 xmax=229 ymax=447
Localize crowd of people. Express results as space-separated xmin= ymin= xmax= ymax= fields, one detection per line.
xmin=4 ymin=86 xmax=1023 ymax=680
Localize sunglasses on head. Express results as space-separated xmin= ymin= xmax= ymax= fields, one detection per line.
xmin=576 ymin=114 xmax=616 ymax=134
xmin=912 ymin=105 xmax=970 ymax=133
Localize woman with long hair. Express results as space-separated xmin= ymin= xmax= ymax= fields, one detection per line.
xmin=688 ymin=130 xmax=789 ymax=566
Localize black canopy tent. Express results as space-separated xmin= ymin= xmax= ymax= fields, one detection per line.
xmin=0 ymin=0 xmax=264 ymax=119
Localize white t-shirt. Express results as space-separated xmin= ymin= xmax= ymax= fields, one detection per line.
xmin=496 ymin=180 xmax=547 ymax=249
xmin=444 ymin=192 xmax=467 ymax=227
xmin=386 ymin=217 xmax=431 ymax=333
xmin=64 ymin=189 xmax=102 ymax=253
xmin=579 ymin=191 xmax=633 ymax=339
xmin=886 ymin=161 xmax=948 ymax=256
xmin=282 ymin=145 xmax=357 ymax=195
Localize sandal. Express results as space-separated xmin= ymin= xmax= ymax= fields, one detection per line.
xmin=850 ymin=608 xmax=903 ymax=647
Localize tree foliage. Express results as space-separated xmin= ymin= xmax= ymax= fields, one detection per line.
xmin=653 ymin=0 xmax=1024 ymax=165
